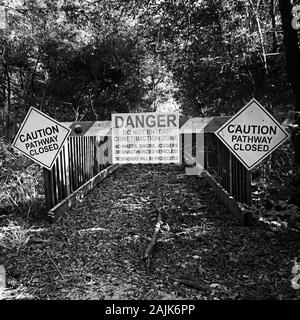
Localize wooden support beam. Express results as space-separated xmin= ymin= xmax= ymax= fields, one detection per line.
xmin=47 ymin=163 xmax=120 ymax=222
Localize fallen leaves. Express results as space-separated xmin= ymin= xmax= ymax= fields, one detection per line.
xmin=0 ymin=164 xmax=299 ymax=300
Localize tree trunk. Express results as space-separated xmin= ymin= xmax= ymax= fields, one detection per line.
xmin=278 ymin=0 xmax=300 ymax=205
xmin=3 ymin=62 xmax=11 ymax=140
xmin=249 ymin=0 xmax=268 ymax=75
xmin=279 ymin=0 xmax=300 ymax=109
xmin=270 ymin=0 xmax=278 ymax=52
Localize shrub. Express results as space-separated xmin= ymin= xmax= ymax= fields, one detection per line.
xmin=0 ymin=137 xmax=45 ymax=220
xmin=0 ymin=222 xmax=31 ymax=250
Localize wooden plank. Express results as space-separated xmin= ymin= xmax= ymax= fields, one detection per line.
xmin=67 ymin=138 xmax=73 ymax=194
xmin=239 ymin=162 xmax=243 ymax=203
xmin=82 ymin=137 xmax=85 ymax=183
xmin=48 ymin=163 xmax=120 ymax=221
xmin=99 ymin=136 xmax=104 ymax=169
xmin=64 ymin=143 xmax=71 ymax=197
xmin=54 ymin=160 xmax=59 ymax=205
xmin=49 ymin=165 xmax=55 ymax=207
xmin=69 ymin=137 xmax=75 ymax=192
xmin=95 ymin=136 xmax=99 ymax=173
xmin=236 ymin=158 xmax=240 ymax=202
xmin=85 ymin=137 xmax=88 ymax=179
xmin=61 ymin=145 xmax=68 ymax=198
xmin=71 ymin=137 xmax=75 ymax=190
xmin=107 ymin=136 xmax=112 ymax=165
xmin=92 ymin=137 xmax=98 ymax=175
xmin=82 ymin=137 xmax=86 ymax=182
xmin=245 ymin=169 xmax=252 ymax=205
xmin=59 ymin=149 xmax=65 ymax=199
xmin=56 ymin=152 xmax=60 ymax=202
xmin=81 ymin=137 xmax=84 ymax=183
xmin=43 ymin=168 xmax=52 ymax=210
xmin=233 ymin=156 xmax=237 ymax=200
xmin=241 ymin=165 xmax=245 ymax=203
xmin=229 ymin=152 xmax=232 ymax=195
xmin=87 ymin=137 xmax=90 ymax=179
xmin=78 ymin=137 xmax=82 ymax=186
xmin=85 ymin=137 xmax=88 ymax=181
xmin=58 ymin=151 xmax=64 ymax=201
xmin=91 ymin=137 xmax=94 ymax=176
xmin=179 ymin=134 xmax=183 ymax=165
xmin=75 ymin=137 xmax=79 ymax=189
xmin=89 ymin=137 xmax=92 ymax=177
xmin=73 ymin=137 xmax=77 ymax=190
xmin=103 ymin=136 xmax=108 ymax=165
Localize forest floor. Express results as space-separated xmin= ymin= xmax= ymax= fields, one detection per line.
xmin=1 ymin=164 xmax=300 ymax=300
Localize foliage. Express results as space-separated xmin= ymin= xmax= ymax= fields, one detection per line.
xmin=0 ymin=137 xmax=44 ymax=220
xmin=1 ymin=0 xmax=149 ymax=139
xmin=141 ymin=0 xmax=295 ymax=116
xmin=248 ymin=142 xmax=300 ymax=230
xmin=1 ymin=164 xmax=299 ymax=300
xmin=0 ymin=221 xmax=31 ymax=250
xmin=0 ymin=0 xmax=296 ymax=139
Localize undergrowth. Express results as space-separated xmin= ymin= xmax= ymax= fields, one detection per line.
xmin=0 ymin=137 xmax=45 ymax=222
xmin=251 ymin=142 xmax=300 ymax=230
xmin=0 ymin=221 xmax=31 ymax=250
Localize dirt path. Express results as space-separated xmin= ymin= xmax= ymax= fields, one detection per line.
xmin=2 ymin=164 xmax=300 ymax=300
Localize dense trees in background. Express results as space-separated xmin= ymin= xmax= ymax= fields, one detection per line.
xmin=278 ymin=0 xmax=300 ymax=205
xmin=0 ymin=0 xmax=299 ymax=139
xmin=156 ymin=0 xmax=295 ymax=116
xmin=0 ymin=0 xmax=149 ymax=138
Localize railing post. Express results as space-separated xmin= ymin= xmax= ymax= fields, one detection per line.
xmin=229 ymin=152 xmax=233 ymax=195
xmin=245 ymin=169 xmax=252 ymax=206
xmin=43 ymin=167 xmax=52 ymax=211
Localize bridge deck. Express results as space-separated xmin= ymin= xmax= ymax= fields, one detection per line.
xmin=5 ymin=164 xmax=298 ymax=300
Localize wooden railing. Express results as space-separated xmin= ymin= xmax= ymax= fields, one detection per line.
xmin=180 ymin=117 xmax=252 ymax=225
xmin=43 ymin=124 xmax=119 ymax=221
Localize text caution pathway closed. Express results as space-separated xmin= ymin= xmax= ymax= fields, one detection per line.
xmin=215 ymin=99 xmax=289 ymax=170
xmin=112 ymin=112 xmax=180 ymax=164
xmin=13 ymin=107 xmax=71 ymax=170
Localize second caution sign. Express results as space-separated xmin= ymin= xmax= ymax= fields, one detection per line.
xmin=215 ymin=99 xmax=289 ymax=170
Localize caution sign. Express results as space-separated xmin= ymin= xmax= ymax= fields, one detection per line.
xmin=215 ymin=99 xmax=289 ymax=170
xmin=12 ymin=107 xmax=71 ymax=170
xmin=112 ymin=112 xmax=180 ymax=164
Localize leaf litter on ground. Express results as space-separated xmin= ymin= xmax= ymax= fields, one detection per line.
xmin=0 ymin=164 xmax=299 ymax=300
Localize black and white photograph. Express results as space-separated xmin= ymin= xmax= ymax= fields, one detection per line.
xmin=0 ymin=0 xmax=300 ymax=307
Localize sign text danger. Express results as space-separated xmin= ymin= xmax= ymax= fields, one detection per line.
xmin=114 ymin=114 xmax=177 ymax=129
xmin=112 ymin=112 xmax=180 ymax=164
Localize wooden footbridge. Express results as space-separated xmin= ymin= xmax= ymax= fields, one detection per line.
xmin=42 ymin=114 xmax=288 ymax=225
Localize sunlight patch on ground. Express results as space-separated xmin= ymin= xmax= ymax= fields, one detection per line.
xmin=78 ymin=227 xmax=109 ymax=235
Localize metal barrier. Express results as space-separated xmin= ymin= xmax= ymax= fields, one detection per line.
xmin=43 ymin=121 xmax=119 ymax=220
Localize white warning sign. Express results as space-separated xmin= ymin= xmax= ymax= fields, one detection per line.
xmin=112 ymin=112 xmax=180 ymax=164
xmin=215 ymin=99 xmax=289 ymax=170
xmin=12 ymin=107 xmax=71 ymax=170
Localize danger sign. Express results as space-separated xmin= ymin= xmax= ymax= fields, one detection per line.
xmin=12 ymin=107 xmax=71 ymax=170
xmin=215 ymin=99 xmax=289 ymax=170
xmin=112 ymin=112 xmax=180 ymax=164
